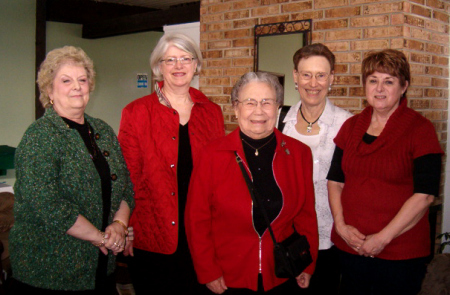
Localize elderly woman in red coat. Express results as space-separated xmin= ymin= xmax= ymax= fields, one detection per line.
xmin=185 ymin=72 xmax=319 ymax=294
xmin=118 ymin=33 xmax=225 ymax=294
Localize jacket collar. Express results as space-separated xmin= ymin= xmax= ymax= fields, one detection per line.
xmin=217 ymin=127 xmax=289 ymax=154
xmin=283 ymin=98 xmax=335 ymax=127
xmin=156 ymin=80 xmax=209 ymax=105
xmin=43 ymin=107 xmax=95 ymax=131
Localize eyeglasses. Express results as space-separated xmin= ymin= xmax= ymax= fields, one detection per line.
xmin=297 ymin=71 xmax=330 ymax=82
xmin=237 ymin=98 xmax=278 ymax=110
xmin=160 ymin=57 xmax=196 ymax=66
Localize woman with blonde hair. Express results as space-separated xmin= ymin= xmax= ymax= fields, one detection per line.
xmin=10 ymin=46 xmax=134 ymax=294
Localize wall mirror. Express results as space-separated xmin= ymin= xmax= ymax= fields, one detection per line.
xmin=254 ymin=20 xmax=312 ymax=106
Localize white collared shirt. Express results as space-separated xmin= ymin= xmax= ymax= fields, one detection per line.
xmin=282 ymin=98 xmax=352 ymax=250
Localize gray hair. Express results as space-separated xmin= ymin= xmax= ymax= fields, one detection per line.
xmin=231 ymin=72 xmax=284 ymax=106
xmin=150 ymin=33 xmax=202 ymax=81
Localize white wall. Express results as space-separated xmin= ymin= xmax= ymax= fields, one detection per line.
xmin=0 ymin=0 xmax=36 ymax=147
xmin=46 ymin=22 xmax=163 ymax=133
xmin=0 ymin=0 xmax=36 ymax=185
xmin=0 ymin=1 xmax=163 ymax=186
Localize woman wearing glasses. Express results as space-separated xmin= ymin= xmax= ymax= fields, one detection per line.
xmin=280 ymin=43 xmax=352 ymax=294
xmin=185 ymin=72 xmax=319 ymax=294
xmin=118 ymin=33 xmax=225 ymax=294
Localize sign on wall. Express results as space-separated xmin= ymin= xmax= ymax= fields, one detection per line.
xmin=137 ymin=73 xmax=148 ymax=88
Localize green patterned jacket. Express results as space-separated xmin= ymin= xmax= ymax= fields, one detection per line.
xmin=10 ymin=107 xmax=134 ymax=290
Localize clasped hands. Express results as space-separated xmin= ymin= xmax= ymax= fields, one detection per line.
xmin=92 ymin=221 xmax=128 ymax=255
xmin=336 ymin=223 xmax=388 ymax=258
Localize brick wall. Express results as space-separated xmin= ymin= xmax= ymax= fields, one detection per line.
xmin=199 ymin=0 xmax=450 ymax=243
xmin=199 ymin=0 xmax=448 ymax=132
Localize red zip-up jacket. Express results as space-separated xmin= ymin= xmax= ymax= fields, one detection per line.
xmin=185 ymin=128 xmax=318 ymax=291
xmin=118 ymin=82 xmax=225 ymax=254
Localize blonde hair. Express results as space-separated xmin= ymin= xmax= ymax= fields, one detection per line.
xmin=37 ymin=46 xmax=95 ymax=108
xmin=150 ymin=33 xmax=202 ymax=81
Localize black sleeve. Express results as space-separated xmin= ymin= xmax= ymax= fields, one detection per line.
xmin=413 ymin=153 xmax=442 ymax=197
xmin=326 ymin=146 xmax=345 ymax=183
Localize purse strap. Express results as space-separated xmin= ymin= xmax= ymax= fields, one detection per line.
xmin=235 ymin=152 xmax=278 ymax=247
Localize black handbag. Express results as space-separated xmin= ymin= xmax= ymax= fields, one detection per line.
xmin=235 ymin=152 xmax=313 ymax=278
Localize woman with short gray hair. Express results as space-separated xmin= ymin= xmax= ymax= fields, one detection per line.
xmin=118 ymin=33 xmax=224 ymax=294
xmin=230 ymin=71 xmax=284 ymax=106
xmin=150 ymin=33 xmax=202 ymax=82
xmin=10 ymin=46 xmax=134 ymax=294
xmin=186 ymin=72 xmax=319 ymax=294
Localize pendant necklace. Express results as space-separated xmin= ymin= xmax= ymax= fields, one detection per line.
xmin=241 ymin=133 xmax=276 ymax=156
xmin=299 ymin=104 xmax=325 ymax=133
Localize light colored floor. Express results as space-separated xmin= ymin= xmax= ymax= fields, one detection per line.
xmin=117 ymin=283 xmax=135 ymax=295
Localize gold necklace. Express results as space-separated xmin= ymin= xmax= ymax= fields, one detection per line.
xmin=241 ymin=134 xmax=276 ymax=156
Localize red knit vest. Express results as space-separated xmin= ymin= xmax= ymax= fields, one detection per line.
xmin=331 ymin=99 xmax=443 ymax=260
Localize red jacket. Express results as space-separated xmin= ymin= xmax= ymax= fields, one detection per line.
xmin=118 ymin=82 xmax=225 ymax=254
xmin=185 ymin=128 xmax=318 ymax=291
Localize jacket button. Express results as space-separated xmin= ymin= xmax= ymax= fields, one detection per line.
xmin=111 ymin=174 xmax=117 ymax=181
xmin=170 ymin=164 xmax=175 ymax=168
xmin=103 ymin=151 xmax=110 ymax=157
xmin=95 ymin=133 xmax=100 ymax=140
xmin=171 ymin=221 xmax=176 ymax=225
xmin=171 ymin=192 xmax=175 ymax=196
xmin=173 ymin=111 xmax=177 ymax=115
xmin=172 ymin=136 xmax=176 ymax=140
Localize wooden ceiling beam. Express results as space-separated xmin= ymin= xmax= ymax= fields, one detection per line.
xmin=82 ymin=2 xmax=200 ymax=39
xmin=46 ymin=0 xmax=155 ymax=24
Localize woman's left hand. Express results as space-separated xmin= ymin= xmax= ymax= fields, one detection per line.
xmin=358 ymin=233 xmax=388 ymax=258
xmin=296 ymin=272 xmax=311 ymax=288
xmin=104 ymin=222 xmax=127 ymax=255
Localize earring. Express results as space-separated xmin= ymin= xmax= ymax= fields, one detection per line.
xmin=328 ymin=86 xmax=332 ymax=92
xmin=295 ymin=83 xmax=298 ymax=91
xmin=50 ymin=99 xmax=54 ymax=105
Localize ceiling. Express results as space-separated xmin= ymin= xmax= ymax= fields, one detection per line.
xmin=43 ymin=0 xmax=201 ymax=38
xmin=92 ymin=0 xmax=198 ymax=10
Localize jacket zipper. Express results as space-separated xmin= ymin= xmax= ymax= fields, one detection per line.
xmin=237 ymin=151 xmax=263 ymax=273
xmin=238 ymin=148 xmax=285 ymax=275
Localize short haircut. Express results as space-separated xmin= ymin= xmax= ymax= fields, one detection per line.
xmin=231 ymin=72 xmax=284 ymax=106
xmin=150 ymin=33 xmax=202 ymax=81
xmin=37 ymin=46 xmax=95 ymax=108
xmin=362 ymin=49 xmax=410 ymax=91
xmin=293 ymin=43 xmax=335 ymax=72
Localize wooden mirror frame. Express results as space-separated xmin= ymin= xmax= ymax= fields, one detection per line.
xmin=254 ymin=19 xmax=312 ymax=72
